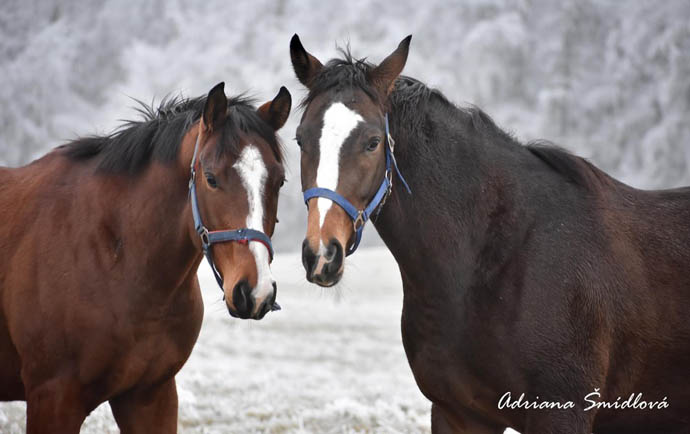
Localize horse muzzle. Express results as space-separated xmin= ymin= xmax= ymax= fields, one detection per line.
xmin=302 ymin=238 xmax=344 ymax=287
xmin=226 ymin=279 xmax=279 ymax=320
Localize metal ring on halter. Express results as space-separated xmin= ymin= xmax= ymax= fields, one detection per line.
xmin=199 ymin=227 xmax=210 ymax=248
xmin=353 ymin=211 xmax=365 ymax=232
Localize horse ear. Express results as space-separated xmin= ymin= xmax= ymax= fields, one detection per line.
xmin=368 ymin=35 xmax=412 ymax=98
xmin=290 ymin=34 xmax=323 ymax=88
xmin=201 ymin=82 xmax=227 ymax=132
xmin=257 ymin=86 xmax=292 ymax=131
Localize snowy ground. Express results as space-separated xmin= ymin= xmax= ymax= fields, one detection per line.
xmin=0 ymin=248 xmax=432 ymax=433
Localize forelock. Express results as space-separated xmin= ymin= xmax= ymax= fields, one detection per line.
xmin=300 ymin=48 xmax=381 ymax=110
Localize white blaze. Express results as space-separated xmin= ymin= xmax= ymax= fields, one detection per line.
xmin=316 ymin=102 xmax=363 ymax=229
xmin=233 ymin=145 xmax=273 ymax=307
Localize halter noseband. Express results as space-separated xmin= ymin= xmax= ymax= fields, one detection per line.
xmin=188 ymin=128 xmax=279 ymax=310
xmin=302 ymin=114 xmax=411 ymax=256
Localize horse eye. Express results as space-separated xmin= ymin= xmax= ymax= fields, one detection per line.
xmin=280 ymin=178 xmax=286 ymax=188
xmin=367 ymin=137 xmax=381 ymax=152
xmin=294 ymin=136 xmax=303 ymax=148
xmin=205 ymin=173 xmax=217 ymax=188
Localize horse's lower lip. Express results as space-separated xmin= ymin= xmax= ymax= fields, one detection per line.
xmin=227 ymin=301 xmax=279 ymax=320
xmin=253 ymin=302 xmax=273 ymax=320
xmin=309 ymin=271 xmax=342 ymax=287
xmin=227 ymin=306 xmax=253 ymax=319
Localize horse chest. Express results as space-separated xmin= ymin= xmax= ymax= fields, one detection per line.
xmin=117 ymin=288 xmax=203 ymax=378
xmin=400 ymin=298 xmax=463 ymax=394
xmin=75 ymin=283 xmax=204 ymax=399
xmin=400 ymin=285 xmax=513 ymax=419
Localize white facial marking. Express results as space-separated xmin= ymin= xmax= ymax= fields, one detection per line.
xmin=316 ymin=102 xmax=363 ymax=231
xmin=233 ymin=145 xmax=273 ymax=309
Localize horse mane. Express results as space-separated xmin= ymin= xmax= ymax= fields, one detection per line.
xmin=62 ymin=94 xmax=283 ymax=174
xmin=300 ymin=46 xmax=381 ymax=109
xmin=525 ymin=141 xmax=613 ymax=188
xmin=392 ymin=78 xmax=615 ymax=190
xmin=386 ymin=76 xmax=612 ymax=189
xmin=304 ymin=48 xmax=612 ymax=191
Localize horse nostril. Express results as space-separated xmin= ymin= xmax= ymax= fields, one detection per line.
xmin=302 ymin=238 xmax=317 ymax=277
xmin=327 ymin=239 xmax=343 ymax=267
xmin=232 ymin=279 xmax=254 ymax=319
xmin=270 ymin=282 xmax=281 ymax=311
xmin=260 ymin=302 xmax=271 ymax=318
xmin=325 ymin=239 xmax=341 ymax=261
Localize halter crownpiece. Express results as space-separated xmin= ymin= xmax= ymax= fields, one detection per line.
xmin=302 ymin=113 xmax=412 ymax=256
xmin=188 ymin=128 xmax=280 ymax=311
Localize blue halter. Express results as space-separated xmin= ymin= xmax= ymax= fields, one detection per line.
xmin=302 ymin=114 xmax=411 ymax=256
xmin=188 ymin=130 xmax=279 ymax=310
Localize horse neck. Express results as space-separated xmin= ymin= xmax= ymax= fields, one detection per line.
xmin=372 ymin=104 xmax=536 ymax=294
xmin=115 ymin=130 xmax=202 ymax=293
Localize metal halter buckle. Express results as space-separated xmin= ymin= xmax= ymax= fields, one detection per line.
xmin=199 ymin=227 xmax=210 ymax=247
xmin=380 ymin=169 xmax=394 ymax=208
xmin=353 ymin=211 xmax=365 ymax=232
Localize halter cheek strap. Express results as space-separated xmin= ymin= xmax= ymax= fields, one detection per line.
xmin=302 ymin=114 xmax=411 ymax=256
xmin=188 ymin=130 xmax=280 ymax=311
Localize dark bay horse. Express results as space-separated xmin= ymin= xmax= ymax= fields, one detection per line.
xmin=0 ymin=82 xmax=291 ymax=433
xmin=290 ymin=35 xmax=690 ymax=433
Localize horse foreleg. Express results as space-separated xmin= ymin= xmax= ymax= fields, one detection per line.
xmin=109 ymin=377 xmax=178 ymax=434
xmin=431 ymin=403 xmax=505 ymax=434
xmin=25 ymin=377 xmax=87 ymax=434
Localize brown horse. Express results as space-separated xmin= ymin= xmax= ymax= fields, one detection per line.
xmin=0 ymin=82 xmax=291 ymax=433
xmin=290 ymin=34 xmax=690 ymax=434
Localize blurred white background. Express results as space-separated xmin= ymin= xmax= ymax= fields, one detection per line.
xmin=1 ymin=1 xmax=689 ymax=432
xmin=2 ymin=0 xmax=689 ymax=252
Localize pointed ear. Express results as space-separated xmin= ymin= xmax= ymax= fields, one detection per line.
xmin=290 ymin=34 xmax=323 ymax=88
xmin=368 ymin=35 xmax=412 ymax=98
xmin=257 ymin=86 xmax=292 ymax=131
xmin=201 ymin=82 xmax=227 ymax=132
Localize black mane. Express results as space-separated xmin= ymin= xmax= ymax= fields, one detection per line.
xmin=525 ymin=141 xmax=613 ymax=188
xmin=62 ymin=94 xmax=283 ymax=174
xmin=301 ymin=48 xmax=381 ymax=109
xmin=304 ymin=50 xmax=609 ymax=190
